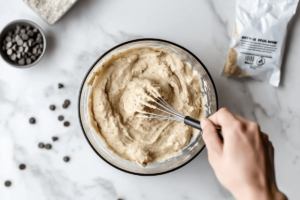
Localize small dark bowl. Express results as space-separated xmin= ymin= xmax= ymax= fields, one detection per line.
xmin=0 ymin=19 xmax=46 ymax=68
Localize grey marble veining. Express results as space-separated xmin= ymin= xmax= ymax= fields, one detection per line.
xmin=1 ymin=0 xmax=300 ymax=199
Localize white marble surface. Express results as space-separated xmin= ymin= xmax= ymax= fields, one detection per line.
xmin=1 ymin=0 xmax=300 ymax=199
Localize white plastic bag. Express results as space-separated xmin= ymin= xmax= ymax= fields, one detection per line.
xmin=223 ymin=0 xmax=299 ymax=87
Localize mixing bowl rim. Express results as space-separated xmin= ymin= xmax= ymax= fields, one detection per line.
xmin=78 ymin=38 xmax=219 ymax=176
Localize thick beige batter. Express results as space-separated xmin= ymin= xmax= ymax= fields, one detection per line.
xmin=88 ymin=47 xmax=202 ymax=166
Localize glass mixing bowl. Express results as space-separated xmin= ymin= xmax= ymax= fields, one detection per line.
xmin=78 ymin=39 xmax=218 ymax=175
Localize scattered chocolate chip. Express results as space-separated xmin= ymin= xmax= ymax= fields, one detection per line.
xmin=63 ymin=99 xmax=71 ymax=108
xmin=58 ymin=83 xmax=64 ymax=88
xmin=63 ymin=156 xmax=70 ymax=162
xmin=19 ymin=164 xmax=26 ymax=170
xmin=4 ymin=181 xmax=11 ymax=187
xmin=58 ymin=115 xmax=64 ymax=121
xmin=49 ymin=105 xmax=56 ymax=110
xmin=64 ymin=99 xmax=70 ymax=105
xmin=38 ymin=142 xmax=45 ymax=148
xmin=45 ymin=144 xmax=52 ymax=150
xmin=29 ymin=117 xmax=36 ymax=124
xmin=64 ymin=121 xmax=70 ymax=127
xmin=52 ymin=136 xmax=58 ymax=142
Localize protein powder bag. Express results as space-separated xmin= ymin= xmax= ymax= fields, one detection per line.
xmin=223 ymin=0 xmax=299 ymax=87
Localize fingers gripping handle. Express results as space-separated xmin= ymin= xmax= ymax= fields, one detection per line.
xmin=184 ymin=116 xmax=223 ymax=140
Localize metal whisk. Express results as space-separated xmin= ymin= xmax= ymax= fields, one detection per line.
xmin=138 ymin=96 xmax=222 ymax=139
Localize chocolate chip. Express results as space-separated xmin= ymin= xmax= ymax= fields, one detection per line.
xmin=58 ymin=83 xmax=64 ymax=88
xmin=52 ymin=136 xmax=58 ymax=142
xmin=38 ymin=142 xmax=44 ymax=148
xmin=18 ymin=58 xmax=25 ymax=65
xmin=12 ymin=44 xmax=16 ymax=51
xmin=31 ymin=55 xmax=36 ymax=61
xmin=37 ymin=49 xmax=42 ymax=54
xmin=6 ymin=41 xmax=12 ymax=48
xmin=33 ymin=28 xmax=38 ymax=33
xmin=28 ymin=30 xmax=34 ymax=37
xmin=23 ymin=42 xmax=28 ymax=47
xmin=18 ymin=46 xmax=24 ymax=52
xmin=17 ymin=39 xmax=23 ymax=46
xmin=24 ymin=46 xmax=29 ymax=53
xmin=21 ymin=29 xmax=26 ymax=34
xmin=4 ymin=181 xmax=11 ymax=187
xmin=37 ymin=33 xmax=42 ymax=38
xmin=58 ymin=115 xmax=64 ymax=121
xmin=26 ymin=58 xmax=32 ymax=65
xmin=63 ymin=156 xmax=70 ymax=162
xmin=64 ymin=121 xmax=70 ymax=127
xmin=64 ymin=100 xmax=70 ymax=105
xmin=19 ymin=164 xmax=26 ymax=170
xmin=45 ymin=144 xmax=52 ymax=150
xmin=29 ymin=117 xmax=36 ymax=124
xmin=7 ymin=49 xmax=12 ymax=55
xmin=10 ymin=54 xmax=17 ymax=61
xmin=32 ymin=48 xmax=37 ymax=54
xmin=28 ymin=39 xmax=34 ymax=47
xmin=39 ymin=44 xmax=43 ymax=49
xmin=49 ymin=105 xmax=55 ymax=110
xmin=17 ymin=53 xmax=21 ymax=59
xmin=5 ymin=36 xmax=11 ymax=42
xmin=22 ymin=34 xmax=29 ymax=40
xmin=8 ymin=31 xmax=12 ymax=36
xmin=26 ymin=25 xmax=31 ymax=31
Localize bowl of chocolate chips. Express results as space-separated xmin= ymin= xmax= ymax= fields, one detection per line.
xmin=0 ymin=19 xmax=46 ymax=68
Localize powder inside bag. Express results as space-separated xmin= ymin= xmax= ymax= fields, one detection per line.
xmin=24 ymin=0 xmax=76 ymax=24
xmin=223 ymin=48 xmax=250 ymax=77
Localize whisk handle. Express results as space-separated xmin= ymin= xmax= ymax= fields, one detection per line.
xmin=184 ymin=116 xmax=223 ymax=140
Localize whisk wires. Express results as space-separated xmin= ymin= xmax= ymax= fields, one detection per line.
xmin=138 ymin=97 xmax=185 ymax=122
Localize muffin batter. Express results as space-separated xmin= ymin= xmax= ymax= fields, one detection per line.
xmin=88 ymin=47 xmax=202 ymax=166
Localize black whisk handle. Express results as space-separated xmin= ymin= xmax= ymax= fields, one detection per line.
xmin=184 ymin=116 xmax=223 ymax=140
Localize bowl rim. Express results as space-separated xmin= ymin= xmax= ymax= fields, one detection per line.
xmin=0 ymin=19 xmax=46 ymax=68
xmin=78 ymin=38 xmax=219 ymax=176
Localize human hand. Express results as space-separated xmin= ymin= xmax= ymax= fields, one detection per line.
xmin=201 ymin=108 xmax=287 ymax=200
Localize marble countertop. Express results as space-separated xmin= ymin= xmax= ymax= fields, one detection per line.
xmin=1 ymin=0 xmax=300 ymax=199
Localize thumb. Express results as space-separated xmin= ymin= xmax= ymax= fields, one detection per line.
xmin=202 ymin=118 xmax=223 ymax=155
